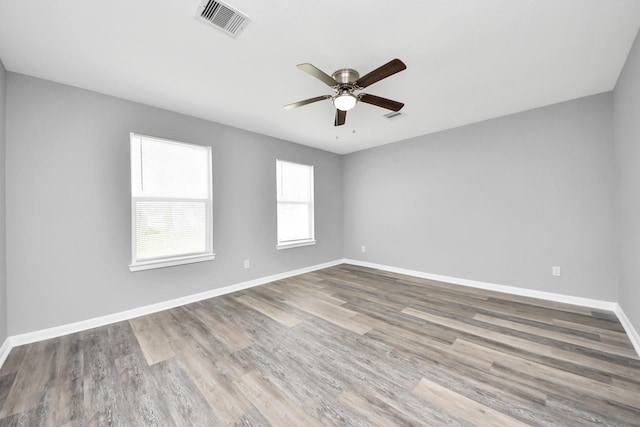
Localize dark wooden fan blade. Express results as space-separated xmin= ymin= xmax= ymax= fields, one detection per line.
xmin=359 ymin=94 xmax=404 ymax=111
xmin=297 ymin=63 xmax=338 ymax=87
xmin=283 ymin=95 xmax=331 ymax=110
xmin=354 ymin=59 xmax=406 ymax=88
xmin=334 ymin=109 xmax=346 ymax=126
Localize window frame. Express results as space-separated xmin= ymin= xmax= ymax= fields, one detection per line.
xmin=276 ymin=159 xmax=316 ymax=250
xmin=129 ymin=133 xmax=215 ymax=271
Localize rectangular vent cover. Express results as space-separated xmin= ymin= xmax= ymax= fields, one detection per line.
xmin=383 ymin=111 xmax=406 ymax=120
xmin=195 ymin=0 xmax=250 ymax=38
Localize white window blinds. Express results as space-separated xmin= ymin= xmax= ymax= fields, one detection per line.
xmin=130 ymin=133 xmax=214 ymax=271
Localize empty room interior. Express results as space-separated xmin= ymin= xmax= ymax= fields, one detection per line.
xmin=1 ymin=0 xmax=640 ymax=425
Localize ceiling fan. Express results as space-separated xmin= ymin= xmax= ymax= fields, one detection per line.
xmin=283 ymin=59 xmax=407 ymax=126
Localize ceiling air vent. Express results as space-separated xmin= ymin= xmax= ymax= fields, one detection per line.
xmin=195 ymin=0 xmax=250 ymax=38
xmin=383 ymin=111 xmax=407 ymax=121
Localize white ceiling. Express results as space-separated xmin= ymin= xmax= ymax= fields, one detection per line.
xmin=1 ymin=1 xmax=639 ymax=154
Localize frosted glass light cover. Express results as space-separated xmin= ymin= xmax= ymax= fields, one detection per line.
xmin=333 ymin=93 xmax=357 ymax=111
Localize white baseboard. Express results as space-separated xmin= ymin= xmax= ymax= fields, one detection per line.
xmin=614 ymin=304 xmax=640 ymax=357
xmin=3 ymin=258 xmax=639 ymax=365
xmin=0 ymin=338 xmax=11 ymax=368
xmin=7 ymin=259 xmax=343 ymax=350
xmin=343 ymin=259 xmax=617 ymax=310
xmin=343 ymin=259 xmax=640 ymax=357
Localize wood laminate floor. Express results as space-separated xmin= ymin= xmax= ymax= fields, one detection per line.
xmin=0 ymin=264 xmax=639 ymax=426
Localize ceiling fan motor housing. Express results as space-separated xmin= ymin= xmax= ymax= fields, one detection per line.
xmin=331 ymin=69 xmax=359 ymax=85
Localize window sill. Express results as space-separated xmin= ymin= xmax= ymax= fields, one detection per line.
xmin=276 ymin=240 xmax=316 ymax=250
xmin=130 ymin=253 xmax=216 ymax=272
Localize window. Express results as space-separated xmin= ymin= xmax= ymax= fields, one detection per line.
xmin=276 ymin=159 xmax=315 ymax=249
xmin=130 ymin=133 xmax=214 ymax=271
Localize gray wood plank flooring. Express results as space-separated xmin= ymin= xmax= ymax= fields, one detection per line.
xmin=0 ymin=264 xmax=639 ymax=426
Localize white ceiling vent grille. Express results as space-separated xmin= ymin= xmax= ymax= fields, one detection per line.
xmin=195 ymin=0 xmax=250 ymax=38
xmin=383 ymin=111 xmax=407 ymax=121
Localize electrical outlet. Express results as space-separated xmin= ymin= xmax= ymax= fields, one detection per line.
xmin=552 ymin=266 xmax=561 ymax=276
xmin=244 ymin=259 xmax=250 ymax=269
xmin=361 ymin=245 xmax=366 ymax=253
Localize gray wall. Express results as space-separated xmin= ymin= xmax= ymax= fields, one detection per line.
xmin=0 ymin=59 xmax=6 ymax=342
xmin=614 ymin=29 xmax=640 ymax=332
xmin=343 ymin=94 xmax=618 ymax=301
xmin=5 ymin=74 xmax=343 ymax=335
xmin=3 ymin=66 xmax=635 ymax=336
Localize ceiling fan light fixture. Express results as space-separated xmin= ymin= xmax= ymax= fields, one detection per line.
xmin=334 ymin=92 xmax=357 ymax=111
xmin=285 ymin=59 xmax=406 ymax=126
